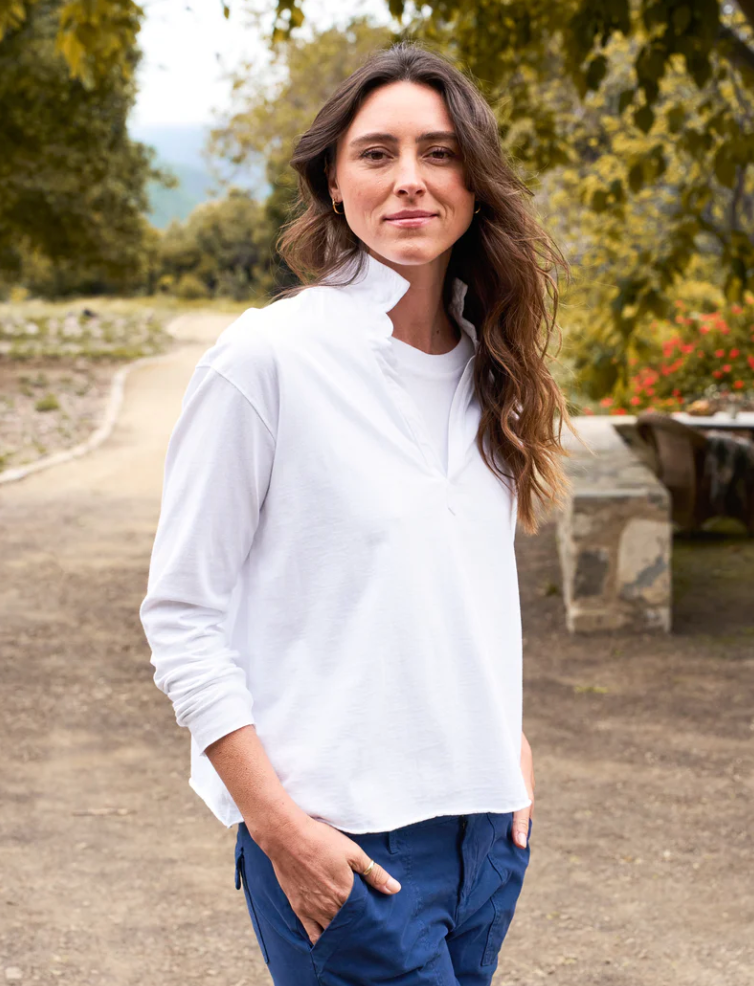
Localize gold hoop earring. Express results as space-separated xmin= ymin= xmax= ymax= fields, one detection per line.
xmin=474 ymin=202 xmax=481 ymax=214
xmin=332 ymin=198 xmax=344 ymax=215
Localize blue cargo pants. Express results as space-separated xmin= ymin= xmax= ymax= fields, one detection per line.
xmin=234 ymin=810 xmax=531 ymax=985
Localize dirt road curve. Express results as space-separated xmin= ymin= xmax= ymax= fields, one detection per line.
xmin=1 ymin=311 xmax=752 ymax=986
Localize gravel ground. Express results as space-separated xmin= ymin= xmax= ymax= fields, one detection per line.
xmin=0 ymin=357 xmax=124 ymax=471
xmin=1 ymin=313 xmax=752 ymax=986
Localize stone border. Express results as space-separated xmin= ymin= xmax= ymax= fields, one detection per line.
xmin=0 ymin=350 xmax=175 ymax=487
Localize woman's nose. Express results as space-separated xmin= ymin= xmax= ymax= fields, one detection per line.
xmin=393 ymin=154 xmax=425 ymax=195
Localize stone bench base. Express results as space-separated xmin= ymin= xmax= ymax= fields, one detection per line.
xmin=556 ymin=417 xmax=672 ymax=633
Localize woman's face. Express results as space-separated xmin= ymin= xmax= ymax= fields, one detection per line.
xmin=328 ymin=81 xmax=475 ymax=268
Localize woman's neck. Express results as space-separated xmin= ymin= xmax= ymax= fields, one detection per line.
xmin=379 ymin=250 xmax=460 ymax=355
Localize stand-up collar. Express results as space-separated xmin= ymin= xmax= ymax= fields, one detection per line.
xmin=325 ymin=250 xmax=478 ymax=348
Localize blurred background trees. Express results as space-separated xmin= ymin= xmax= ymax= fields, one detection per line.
xmin=155 ymin=188 xmax=273 ymax=300
xmin=0 ymin=0 xmax=170 ymax=297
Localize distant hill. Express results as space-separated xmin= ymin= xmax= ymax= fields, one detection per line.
xmin=129 ymin=122 xmax=269 ymax=228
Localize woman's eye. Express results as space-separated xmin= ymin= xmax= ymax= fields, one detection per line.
xmin=359 ymin=148 xmax=456 ymax=162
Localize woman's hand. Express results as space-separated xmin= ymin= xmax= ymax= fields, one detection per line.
xmin=512 ymin=729 xmax=535 ymax=848
xmin=263 ymin=814 xmax=402 ymax=947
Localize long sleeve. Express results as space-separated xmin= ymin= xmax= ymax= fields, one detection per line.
xmin=139 ymin=362 xmax=276 ymax=756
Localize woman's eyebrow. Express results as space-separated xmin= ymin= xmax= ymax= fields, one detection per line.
xmin=349 ymin=130 xmax=458 ymax=147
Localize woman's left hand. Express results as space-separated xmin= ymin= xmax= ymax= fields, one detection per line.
xmin=512 ymin=730 xmax=535 ymax=848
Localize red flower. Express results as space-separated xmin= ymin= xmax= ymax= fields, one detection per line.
xmin=748 ymin=355 xmax=754 ymax=370
xmin=729 ymin=349 xmax=740 ymax=358
xmin=630 ymin=396 xmax=641 ymax=405
xmin=722 ymin=364 xmax=732 ymax=372
xmin=715 ymin=349 xmax=725 ymax=357
xmin=733 ymin=380 xmax=744 ymax=390
xmin=600 ymin=396 xmax=613 ymax=407
xmin=681 ymin=344 xmax=694 ymax=354
xmin=583 ymin=407 xmax=595 ymax=414
xmin=713 ymin=369 xmax=723 ymax=378
xmin=672 ymin=389 xmax=682 ymax=396
xmin=699 ymin=325 xmax=710 ymax=334
xmin=730 ymin=305 xmax=743 ymax=315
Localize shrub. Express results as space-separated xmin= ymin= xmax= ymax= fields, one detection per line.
xmin=175 ymin=273 xmax=210 ymax=301
xmin=35 ymin=393 xmax=60 ymax=412
xmin=607 ymin=291 xmax=754 ymax=415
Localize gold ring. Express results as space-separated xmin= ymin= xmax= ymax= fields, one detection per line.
xmin=362 ymin=858 xmax=375 ymax=876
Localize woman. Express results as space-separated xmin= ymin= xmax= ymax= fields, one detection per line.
xmin=140 ymin=40 xmax=574 ymax=986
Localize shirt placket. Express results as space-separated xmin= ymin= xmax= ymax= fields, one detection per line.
xmin=444 ymin=359 xmax=476 ymax=513
xmin=369 ymin=327 xmax=476 ymax=511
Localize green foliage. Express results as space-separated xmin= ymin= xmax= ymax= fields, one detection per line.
xmin=0 ymin=0 xmax=175 ymax=296
xmin=34 ymin=392 xmax=60 ymax=411
xmin=153 ymin=188 xmax=274 ymax=302
xmin=175 ymin=273 xmax=211 ymax=301
xmin=0 ymin=0 xmax=145 ymax=87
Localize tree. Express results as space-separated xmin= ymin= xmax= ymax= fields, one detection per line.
xmin=538 ymin=28 xmax=754 ymax=398
xmin=0 ymin=0 xmax=174 ymax=295
xmin=155 ymin=188 xmax=274 ymax=300
xmin=0 ymin=0 xmax=144 ymax=89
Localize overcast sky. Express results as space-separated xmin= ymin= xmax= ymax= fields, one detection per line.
xmin=132 ymin=0 xmax=391 ymax=127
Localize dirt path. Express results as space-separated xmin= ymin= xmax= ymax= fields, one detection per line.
xmin=1 ymin=312 xmax=753 ymax=986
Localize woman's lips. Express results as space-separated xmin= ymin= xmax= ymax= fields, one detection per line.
xmin=384 ymin=215 xmax=437 ymax=228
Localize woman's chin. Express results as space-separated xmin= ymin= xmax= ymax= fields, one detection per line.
xmin=370 ymin=239 xmax=447 ymax=269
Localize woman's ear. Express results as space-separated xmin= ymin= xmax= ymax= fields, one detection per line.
xmin=324 ymin=160 xmax=339 ymax=202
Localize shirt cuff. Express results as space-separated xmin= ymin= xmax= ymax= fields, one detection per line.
xmin=189 ymin=699 xmax=256 ymax=758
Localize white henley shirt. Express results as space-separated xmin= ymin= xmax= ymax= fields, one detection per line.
xmin=139 ymin=250 xmax=531 ymax=833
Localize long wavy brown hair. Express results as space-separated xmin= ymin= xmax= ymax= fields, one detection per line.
xmin=275 ymin=40 xmax=580 ymax=535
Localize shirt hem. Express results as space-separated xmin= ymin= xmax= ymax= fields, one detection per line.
xmin=187 ymin=776 xmax=532 ymax=833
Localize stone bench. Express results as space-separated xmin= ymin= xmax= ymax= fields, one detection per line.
xmin=555 ymin=415 xmax=672 ymax=633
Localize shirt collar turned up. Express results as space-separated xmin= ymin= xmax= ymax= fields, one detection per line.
xmin=325 ymin=250 xmax=478 ymax=349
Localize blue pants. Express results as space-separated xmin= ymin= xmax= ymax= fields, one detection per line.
xmin=234 ymin=811 xmax=531 ymax=985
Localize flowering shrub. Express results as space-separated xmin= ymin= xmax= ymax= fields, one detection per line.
xmin=598 ymin=291 xmax=754 ymax=416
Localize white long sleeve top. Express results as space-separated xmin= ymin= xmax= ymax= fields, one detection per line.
xmin=139 ymin=250 xmax=531 ymax=833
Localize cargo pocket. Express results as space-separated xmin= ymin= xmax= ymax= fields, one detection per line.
xmin=235 ymin=846 xmax=271 ymax=965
